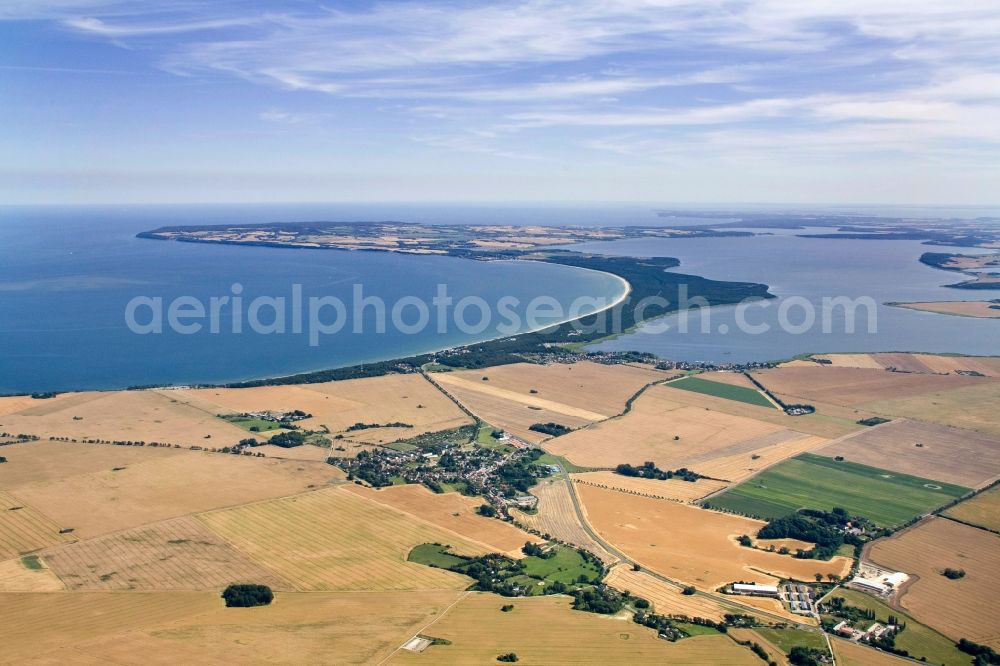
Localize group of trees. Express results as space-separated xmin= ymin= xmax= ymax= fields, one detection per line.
xmin=632 ymin=610 xmax=734 ymax=641
xmin=571 ymin=586 xmax=625 ymax=614
xmin=788 ymin=646 xmax=827 ymax=666
xmin=345 ymin=421 xmax=413 ymax=432
xmin=221 ymin=584 xmax=273 ymax=608
xmin=521 ymin=542 xmax=554 ymax=559
xmin=755 ymin=508 xmax=864 ymax=560
xmin=528 ymin=422 xmax=571 ymax=437
xmin=269 ymin=430 xmax=307 ymax=448
xmin=957 ymin=639 xmax=1000 ymax=665
xmin=614 ymin=462 xmax=704 ymax=482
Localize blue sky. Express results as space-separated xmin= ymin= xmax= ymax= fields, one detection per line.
xmin=1 ymin=0 xmax=999 ymax=205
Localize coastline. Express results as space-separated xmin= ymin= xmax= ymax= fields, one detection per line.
xmin=210 ymin=261 xmax=633 ymax=391
xmin=886 ymin=300 xmax=1000 ymax=320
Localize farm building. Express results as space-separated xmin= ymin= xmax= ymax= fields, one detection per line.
xmin=731 ymin=583 xmax=779 ymax=597
xmin=848 ymin=567 xmax=909 ymax=596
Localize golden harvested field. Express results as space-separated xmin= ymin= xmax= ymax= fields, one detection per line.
xmin=177 ymin=373 xmax=472 ymax=444
xmin=389 ymin=592 xmax=760 ymax=665
xmin=944 ymin=485 xmax=1000 ymax=532
xmin=751 ymin=365 xmax=988 ymax=407
xmin=816 ymin=419 xmax=1000 ymax=488
xmin=198 ymin=486 xmax=488 ymax=591
xmin=435 ymin=373 xmax=607 ymax=420
xmin=0 ymin=389 xmax=249 ymax=445
xmin=0 ymin=440 xmax=183 ymax=487
xmin=11 ymin=452 xmax=340 ymax=539
xmin=432 ymin=361 xmax=666 ymax=444
xmin=604 ymin=565 xmax=728 ymax=620
xmin=630 ymin=381 xmax=860 ymax=439
xmin=441 ymin=361 xmax=665 ymax=417
xmin=41 ymin=515 xmax=291 ymax=591
xmin=253 ymin=443 xmax=334 ymax=461
xmin=432 ymin=377 xmax=594 ymax=444
xmin=545 ymin=387 xmax=791 ymax=470
xmin=0 ymin=394 xmax=48 ymax=416
xmin=0 ymin=491 xmax=74 ymax=558
xmin=571 ymin=471 xmax=729 ymax=503
xmin=868 ymin=517 xmax=1000 ymax=648
xmin=511 ymin=478 xmax=616 ymax=562
xmin=692 ymin=433 xmax=828 ymax=484
xmin=909 ymin=354 xmax=1000 ymax=377
xmin=0 ymin=591 xmax=222 ymax=664
xmin=861 ymin=380 xmax=1000 ymax=436
xmin=0 ymin=557 xmax=64 ymax=592
xmin=830 ymin=636 xmax=912 ymax=666
xmin=577 ymin=484 xmax=852 ymax=590
xmin=893 ymin=301 xmax=1000 ymax=318
xmin=15 ymin=591 xmax=463 ymax=666
xmin=813 ymin=352 xmax=1000 ymax=377
xmin=343 ymin=483 xmax=540 ymax=555
xmin=811 ymin=353 xmax=886 ymax=369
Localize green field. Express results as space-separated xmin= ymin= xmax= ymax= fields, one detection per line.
xmin=666 ymin=376 xmax=775 ymax=408
xmin=20 ymin=555 xmax=43 ymax=571
xmin=520 ymin=547 xmax=601 ymax=586
xmin=407 ymin=543 xmax=470 ymax=569
xmin=753 ymin=627 xmax=828 ymax=654
xmin=675 ymin=622 xmax=723 ymax=638
xmin=220 ymin=415 xmax=284 ymax=432
xmin=474 ymin=424 xmax=515 ymax=452
xmin=826 ymin=589 xmax=969 ymax=665
xmin=704 ymin=453 xmax=969 ymax=527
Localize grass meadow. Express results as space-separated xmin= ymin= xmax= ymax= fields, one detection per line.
xmin=704 ymin=453 xmax=969 ymax=526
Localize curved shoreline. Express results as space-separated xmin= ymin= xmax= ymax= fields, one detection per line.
xmin=214 ymin=260 xmax=633 ymax=390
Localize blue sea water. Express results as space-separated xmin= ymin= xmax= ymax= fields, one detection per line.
xmin=0 ymin=205 xmax=630 ymax=393
xmin=1 ymin=203 xmax=997 ymax=392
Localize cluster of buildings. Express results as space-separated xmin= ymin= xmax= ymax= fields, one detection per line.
xmin=848 ymin=563 xmax=909 ymax=597
xmin=238 ymin=409 xmax=311 ymax=423
xmin=831 ymin=620 xmax=899 ymax=642
xmin=782 ymin=583 xmax=817 ymax=614
xmin=330 ymin=436 xmax=548 ymax=516
xmin=727 ymin=582 xmax=817 ymax=615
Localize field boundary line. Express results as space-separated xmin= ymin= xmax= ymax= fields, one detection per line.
xmin=375 ymin=590 xmax=470 ymax=666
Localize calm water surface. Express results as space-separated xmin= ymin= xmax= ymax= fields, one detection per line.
xmin=583 ymin=230 xmax=999 ymax=362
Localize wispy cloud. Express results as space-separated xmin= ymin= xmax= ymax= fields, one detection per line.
xmin=4 ymin=0 xmax=1000 ymax=202
xmin=258 ymin=109 xmax=331 ymax=125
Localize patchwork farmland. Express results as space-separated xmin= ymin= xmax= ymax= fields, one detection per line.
xmin=9 ymin=452 xmax=341 ymax=539
xmin=665 ymin=375 xmax=776 ymax=408
xmin=0 ymin=491 xmax=74 ymax=558
xmin=867 ymin=517 xmax=1000 ymax=649
xmin=577 ymin=484 xmax=851 ymax=591
xmin=544 ymin=386 xmax=791 ymax=470
xmin=40 ymin=515 xmax=292 ymax=591
xmin=389 ymin=592 xmax=761 ymax=665
xmin=197 ymin=486 xmax=490 ymax=591
xmin=342 ymin=483 xmax=540 ymax=555
xmin=943 ymin=484 xmax=1000 ymax=532
xmin=816 ymin=418 xmax=1000 ymax=488
xmin=511 ymin=478 xmax=617 ymax=562
xmin=704 ymin=453 xmax=969 ymax=526
xmin=3 ymin=352 xmax=998 ymax=665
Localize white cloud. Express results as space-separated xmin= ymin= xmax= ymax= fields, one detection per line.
xmin=258 ymin=109 xmax=331 ymax=125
